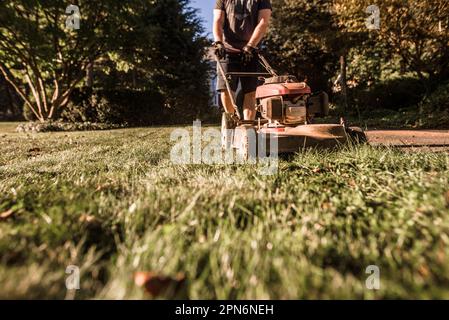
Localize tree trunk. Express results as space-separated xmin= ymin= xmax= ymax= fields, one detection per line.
xmin=340 ymin=54 xmax=348 ymax=113
xmin=86 ymin=59 xmax=94 ymax=88
xmin=340 ymin=55 xmax=348 ymax=113
xmin=132 ymin=68 xmax=137 ymax=89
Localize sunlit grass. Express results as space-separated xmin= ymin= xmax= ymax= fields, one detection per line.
xmin=0 ymin=125 xmax=448 ymax=299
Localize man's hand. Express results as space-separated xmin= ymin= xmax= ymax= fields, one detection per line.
xmin=242 ymin=45 xmax=257 ymax=64
xmin=213 ymin=41 xmax=226 ymax=60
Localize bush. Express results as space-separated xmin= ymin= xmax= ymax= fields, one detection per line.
xmin=419 ymin=81 xmax=449 ymax=112
xmin=342 ymin=81 xmax=449 ymax=129
xmin=350 ymin=77 xmax=427 ymax=112
xmin=61 ymin=88 xmax=215 ymax=126
xmin=415 ymin=81 xmax=449 ymax=127
xmin=15 ymin=121 xmax=124 ymax=133
xmin=61 ymin=88 xmax=172 ymax=126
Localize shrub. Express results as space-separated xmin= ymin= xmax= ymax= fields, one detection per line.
xmin=419 ymin=81 xmax=449 ymax=113
xmin=415 ymin=81 xmax=449 ymax=127
xmin=344 ymin=81 xmax=449 ymax=129
xmin=15 ymin=120 xmax=124 ymax=133
xmin=61 ymin=88 xmax=169 ymax=126
xmin=351 ymin=77 xmax=427 ymax=112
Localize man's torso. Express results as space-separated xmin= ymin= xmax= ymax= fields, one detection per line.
xmin=216 ymin=0 xmax=271 ymax=50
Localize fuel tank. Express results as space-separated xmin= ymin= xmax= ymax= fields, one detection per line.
xmin=256 ymin=82 xmax=311 ymax=99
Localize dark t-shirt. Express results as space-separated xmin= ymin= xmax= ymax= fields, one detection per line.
xmin=215 ymin=0 xmax=272 ymax=50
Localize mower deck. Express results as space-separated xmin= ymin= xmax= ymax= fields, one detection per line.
xmin=265 ymin=124 xmax=349 ymax=152
xmin=231 ymin=123 xmax=360 ymax=156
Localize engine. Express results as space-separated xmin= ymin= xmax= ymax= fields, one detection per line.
xmin=256 ymin=76 xmax=329 ymax=126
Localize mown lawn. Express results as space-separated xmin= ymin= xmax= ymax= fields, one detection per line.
xmin=0 ymin=123 xmax=448 ymax=299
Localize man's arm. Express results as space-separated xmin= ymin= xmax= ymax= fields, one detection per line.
xmin=247 ymin=9 xmax=272 ymax=48
xmin=213 ymin=9 xmax=225 ymax=43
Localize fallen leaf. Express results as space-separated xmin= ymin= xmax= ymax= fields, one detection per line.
xmin=27 ymin=147 xmax=41 ymax=153
xmin=134 ymin=271 xmax=186 ymax=297
xmin=321 ymin=202 xmax=332 ymax=210
xmin=437 ymin=249 xmax=446 ymax=263
xmin=95 ymin=184 xmax=109 ymax=192
xmin=418 ymin=265 xmax=430 ymax=278
xmin=79 ymin=214 xmax=97 ymax=224
xmin=0 ymin=209 xmax=14 ymax=220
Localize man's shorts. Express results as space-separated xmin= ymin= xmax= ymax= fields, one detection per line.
xmin=216 ymin=53 xmax=260 ymax=95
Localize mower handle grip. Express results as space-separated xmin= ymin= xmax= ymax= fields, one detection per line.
xmin=212 ymin=46 xmax=277 ymax=77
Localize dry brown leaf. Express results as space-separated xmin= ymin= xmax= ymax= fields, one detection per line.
xmin=418 ymin=265 xmax=430 ymax=278
xmin=27 ymin=147 xmax=42 ymax=153
xmin=437 ymin=249 xmax=446 ymax=264
xmin=134 ymin=271 xmax=186 ymax=297
xmin=95 ymin=184 xmax=111 ymax=192
xmin=0 ymin=209 xmax=14 ymax=220
xmin=79 ymin=214 xmax=97 ymax=223
xmin=321 ymin=202 xmax=332 ymax=210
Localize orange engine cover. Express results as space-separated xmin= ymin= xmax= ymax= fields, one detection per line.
xmin=256 ymin=82 xmax=311 ymax=99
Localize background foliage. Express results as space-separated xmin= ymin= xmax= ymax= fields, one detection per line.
xmin=0 ymin=0 xmax=448 ymax=127
xmin=266 ymin=0 xmax=449 ymax=126
xmin=0 ymin=0 xmax=210 ymax=125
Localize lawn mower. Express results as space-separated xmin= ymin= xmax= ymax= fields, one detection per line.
xmin=216 ymin=51 xmax=366 ymax=159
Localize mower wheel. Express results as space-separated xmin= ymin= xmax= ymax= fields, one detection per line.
xmin=221 ymin=113 xmax=238 ymax=150
xmin=346 ymin=127 xmax=367 ymax=144
xmin=235 ymin=126 xmax=257 ymax=161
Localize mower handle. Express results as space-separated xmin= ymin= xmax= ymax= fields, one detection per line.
xmin=212 ymin=47 xmax=278 ymax=120
xmin=224 ymin=47 xmax=242 ymax=54
xmin=225 ymin=72 xmax=272 ymax=78
xmin=212 ymin=45 xmax=278 ymax=77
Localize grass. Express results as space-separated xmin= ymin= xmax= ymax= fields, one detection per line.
xmin=0 ymin=123 xmax=448 ymax=299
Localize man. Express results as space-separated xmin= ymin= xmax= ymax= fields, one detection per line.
xmin=213 ymin=0 xmax=272 ymax=121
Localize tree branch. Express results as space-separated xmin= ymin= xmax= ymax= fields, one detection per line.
xmin=0 ymin=63 xmax=42 ymax=121
xmin=25 ymin=73 xmax=43 ymax=119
